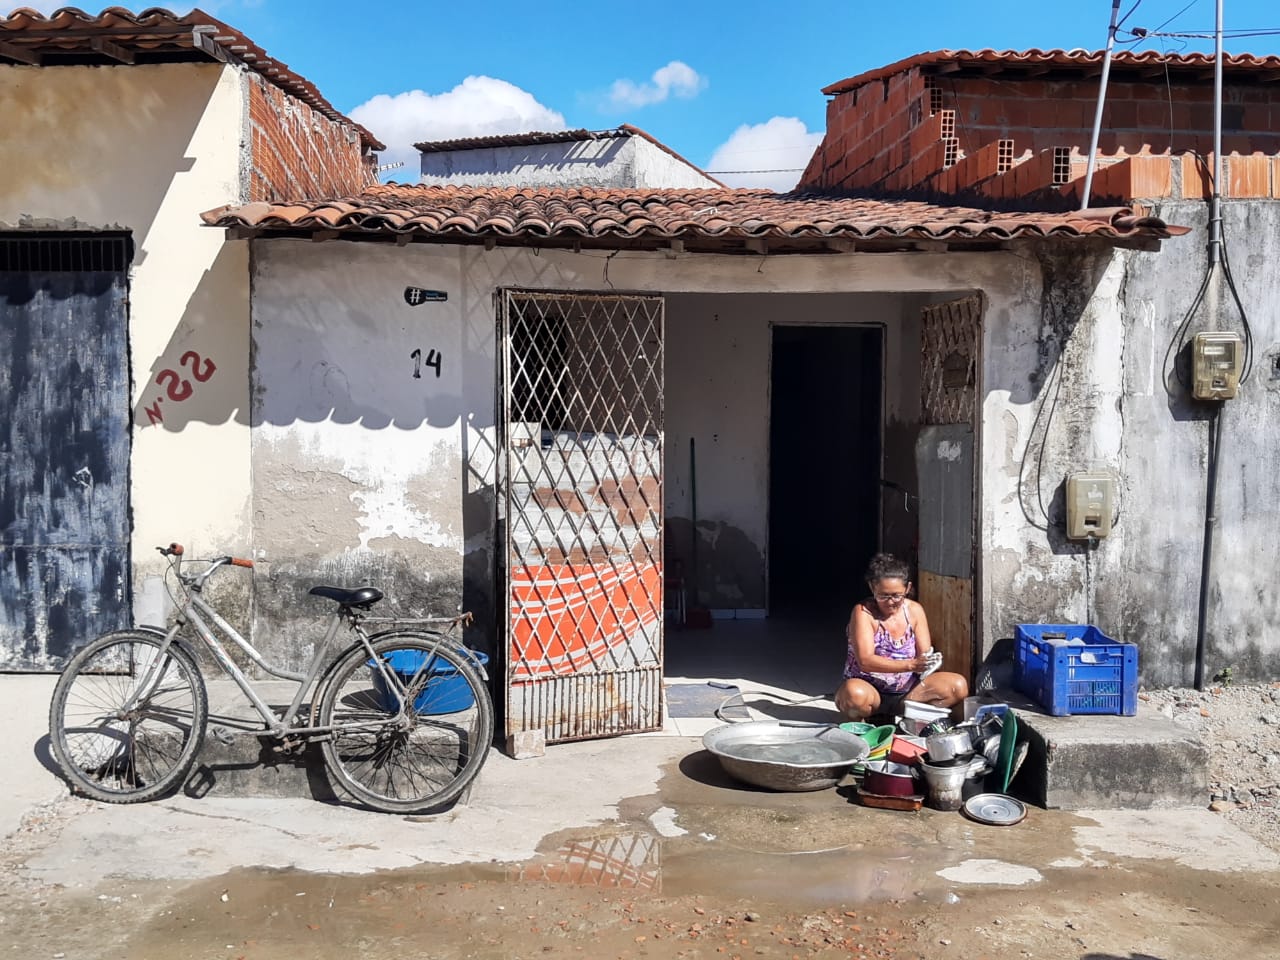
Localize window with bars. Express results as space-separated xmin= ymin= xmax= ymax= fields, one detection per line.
xmin=0 ymin=233 xmax=132 ymax=272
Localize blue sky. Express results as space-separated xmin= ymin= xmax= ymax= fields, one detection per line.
xmin=19 ymin=1 xmax=1280 ymax=188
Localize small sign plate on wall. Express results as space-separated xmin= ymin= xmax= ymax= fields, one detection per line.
xmin=405 ymin=287 xmax=448 ymax=306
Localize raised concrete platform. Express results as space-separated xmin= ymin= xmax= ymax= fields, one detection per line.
xmin=998 ymin=687 xmax=1210 ymax=810
xmin=184 ymin=680 xmax=335 ymax=801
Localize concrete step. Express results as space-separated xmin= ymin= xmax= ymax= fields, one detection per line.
xmin=997 ymin=687 xmax=1209 ymax=810
xmin=184 ymin=680 xmax=335 ymax=801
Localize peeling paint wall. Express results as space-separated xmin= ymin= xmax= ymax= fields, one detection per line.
xmin=0 ymin=62 xmax=253 ymax=633
xmin=247 ymin=240 xmax=1024 ymax=665
xmin=979 ymin=203 xmax=1280 ymax=687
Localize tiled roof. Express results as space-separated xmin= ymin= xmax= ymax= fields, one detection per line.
xmin=414 ymin=124 xmax=722 ymax=186
xmin=0 ymin=6 xmax=384 ymax=150
xmin=824 ymin=48 xmax=1280 ymax=94
xmin=201 ymin=185 xmax=1186 ymax=252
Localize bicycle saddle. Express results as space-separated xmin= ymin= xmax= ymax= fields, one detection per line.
xmin=309 ymin=585 xmax=384 ymax=609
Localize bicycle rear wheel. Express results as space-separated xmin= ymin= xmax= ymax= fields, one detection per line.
xmin=317 ymin=634 xmax=493 ymax=814
xmin=49 ymin=630 xmax=208 ymax=803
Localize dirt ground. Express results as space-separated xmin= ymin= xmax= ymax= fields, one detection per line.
xmin=3 ymin=745 xmax=1279 ymax=960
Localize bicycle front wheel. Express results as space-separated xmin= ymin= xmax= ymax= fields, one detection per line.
xmin=49 ymin=630 xmax=208 ymax=803
xmin=317 ymin=634 xmax=493 ymax=814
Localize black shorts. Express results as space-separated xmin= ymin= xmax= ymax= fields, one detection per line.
xmin=873 ymin=688 xmax=910 ymax=718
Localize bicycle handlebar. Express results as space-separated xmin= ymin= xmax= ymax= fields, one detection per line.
xmin=156 ymin=544 xmax=254 ymax=570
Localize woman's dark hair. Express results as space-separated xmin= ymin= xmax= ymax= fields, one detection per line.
xmin=864 ymin=553 xmax=911 ymax=585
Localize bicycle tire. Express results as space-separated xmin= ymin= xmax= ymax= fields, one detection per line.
xmin=316 ymin=633 xmax=494 ymax=814
xmin=49 ymin=630 xmax=208 ymax=803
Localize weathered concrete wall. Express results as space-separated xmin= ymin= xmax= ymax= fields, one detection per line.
xmin=246 ymin=240 xmax=1021 ymax=665
xmin=419 ymin=135 xmax=716 ymax=188
xmin=0 ymin=62 xmax=253 ymax=629
xmin=979 ymin=202 xmax=1280 ymax=687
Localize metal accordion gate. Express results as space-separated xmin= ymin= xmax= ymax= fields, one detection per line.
xmin=498 ymin=289 xmax=665 ymax=744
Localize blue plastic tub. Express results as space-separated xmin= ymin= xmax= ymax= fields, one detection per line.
xmin=1013 ymin=624 xmax=1137 ymax=717
xmin=369 ymin=648 xmax=488 ymax=715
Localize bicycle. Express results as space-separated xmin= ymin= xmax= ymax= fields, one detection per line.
xmin=48 ymin=543 xmax=494 ymax=814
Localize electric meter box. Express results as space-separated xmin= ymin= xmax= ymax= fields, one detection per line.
xmin=1192 ymin=331 xmax=1243 ymax=400
xmin=1065 ymin=472 xmax=1114 ymax=540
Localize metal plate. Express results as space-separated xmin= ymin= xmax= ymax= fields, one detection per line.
xmin=963 ymin=793 xmax=1027 ymax=826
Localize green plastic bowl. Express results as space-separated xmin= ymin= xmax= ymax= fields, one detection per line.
xmin=840 ymin=722 xmax=895 ymax=759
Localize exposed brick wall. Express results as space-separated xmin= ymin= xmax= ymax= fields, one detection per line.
xmin=248 ymin=76 xmax=376 ymax=202
xmin=801 ymin=68 xmax=1280 ymax=205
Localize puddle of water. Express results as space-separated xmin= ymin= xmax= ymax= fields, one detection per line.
xmin=504 ymin=831 xmax=953 ymax=906
xmin=935 ymin=858 xmax=1043 ymax=886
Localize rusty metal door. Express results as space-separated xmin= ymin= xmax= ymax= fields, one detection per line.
xmin=915 ymin=294 xmax=982 ymax=684
xmin=498 ymin=290 xmax=664 ymax=743
xmin=1 ymin=234 xmax=132 ymax=670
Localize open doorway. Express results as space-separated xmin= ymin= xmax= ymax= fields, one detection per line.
xmin=768 ymin=325 xmax=883 ymax=619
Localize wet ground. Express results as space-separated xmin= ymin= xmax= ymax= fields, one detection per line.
xmin=4 ymin=741 xmax=1279 ymax=960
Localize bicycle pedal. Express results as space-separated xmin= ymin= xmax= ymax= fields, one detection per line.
xmin=210 ymin=726 xmax=236 ymax=746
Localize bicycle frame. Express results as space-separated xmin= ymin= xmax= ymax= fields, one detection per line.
xmin=123 ymin=556 xmax=453 ymax=740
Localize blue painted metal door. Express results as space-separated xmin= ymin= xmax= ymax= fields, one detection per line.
xmin=1 ymin=236 xmax=132 ymax=670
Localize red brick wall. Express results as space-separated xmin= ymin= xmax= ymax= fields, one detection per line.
xmin=248 ymin=77 xmax=375 ymax=202
xmin=801 ymin=69 xmax=1280 ymax=204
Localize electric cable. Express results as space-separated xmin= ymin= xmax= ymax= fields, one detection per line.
xmin=1015 ymin=353 xmax=1061 ymax=532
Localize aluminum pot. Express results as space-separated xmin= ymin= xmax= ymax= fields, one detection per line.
xmin=926 ymin=729 xmax=975 ymax=763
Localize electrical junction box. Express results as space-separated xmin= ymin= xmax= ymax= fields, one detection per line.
xmin=1065 ymin=472 xmax=1114 ymax=540
xmin=1192 ymin=331 xmax=1243 ymax=400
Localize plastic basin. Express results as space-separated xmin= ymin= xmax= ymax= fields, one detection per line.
xmin=369 ymin=648 xmax=488 ymax=715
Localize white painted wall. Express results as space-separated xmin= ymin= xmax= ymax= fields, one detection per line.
xmin=418 ymin=135 xmax=716 ymax=188
xmin=0 ymin=62 xmax=252 ymax=623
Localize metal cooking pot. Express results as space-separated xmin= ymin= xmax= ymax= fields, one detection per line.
xmin=863 ymin=759 xmax=920 ymax=797
xmin=925 ymin=728 xmax=975 ymax=763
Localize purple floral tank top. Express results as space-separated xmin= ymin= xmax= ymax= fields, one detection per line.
xmin=843 ymin=601 xmax=918 ymax=693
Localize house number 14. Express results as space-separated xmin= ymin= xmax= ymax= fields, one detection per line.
xmin=410 ymin=348 xmax=442 ymax=378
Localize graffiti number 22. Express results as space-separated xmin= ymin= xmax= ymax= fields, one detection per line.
xmin=155 ymin=350 xmax=216 ymax=401
xmin=410 ymin=348 xmax=442 ymax=379
xmin=145 ymin=350 xmax=217 ymax=425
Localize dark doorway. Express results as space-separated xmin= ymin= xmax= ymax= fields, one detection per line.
xmin=768 ymin=325 xmax=882 ymax=618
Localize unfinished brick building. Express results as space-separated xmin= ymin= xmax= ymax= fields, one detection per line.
xmin=800 ymin=48 xmax=1280 ymax=205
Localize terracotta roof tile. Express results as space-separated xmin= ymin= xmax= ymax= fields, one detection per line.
xmin=202 ymin=185 xmax=1187 ymax=251
xmin=0 ymin=6 xmax=384 ymax=150
xmin=823 ymin=48 xmax=1280 ymax=94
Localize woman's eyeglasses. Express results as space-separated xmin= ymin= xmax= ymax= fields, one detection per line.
xmin=873 ymin=592 xmax=907 ymax=602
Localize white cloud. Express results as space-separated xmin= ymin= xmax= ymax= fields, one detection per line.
xmin=349 ymin=76 xmax=567 ymax=182
xmin=607 ymin=61 xmax=705 ymax=109
xmin=705 ymin=116 xmax=824 ymax=192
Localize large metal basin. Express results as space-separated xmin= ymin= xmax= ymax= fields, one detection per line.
xmin=702 ymin=721 xmax=870 ymax=792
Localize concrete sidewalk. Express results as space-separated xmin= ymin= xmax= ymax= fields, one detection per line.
xmin=1 ymin=675 xmax=67 ymax=837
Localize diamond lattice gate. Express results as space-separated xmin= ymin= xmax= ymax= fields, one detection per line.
xmin=499 ymin=290 xmax=665 ymax=743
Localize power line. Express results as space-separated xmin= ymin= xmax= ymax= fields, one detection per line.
xmin=704 ymin=167 xmax=804 ymax=174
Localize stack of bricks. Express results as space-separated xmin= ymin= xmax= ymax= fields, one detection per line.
xmin=800 ymin=67 xmax=1280 ymax=204
xmin=247 ymin=76 xmax=377 ymax=203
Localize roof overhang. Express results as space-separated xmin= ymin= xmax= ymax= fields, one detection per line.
xmin=0 ymin=6 xmax=384 ymax=151
xmin=200 ymin=186 xmax=1187 ymax=255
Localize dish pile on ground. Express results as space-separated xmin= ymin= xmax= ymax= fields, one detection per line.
xmin=842 ymin=700 xmax=1029 ymax=822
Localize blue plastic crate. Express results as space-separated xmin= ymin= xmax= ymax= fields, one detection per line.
xmin=1013 ymin=624 xmax=1137 ymax=716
